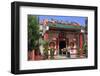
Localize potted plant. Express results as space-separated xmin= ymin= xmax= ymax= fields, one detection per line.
xmin=83 ymin=42 xmax=88 ymax=57
xmin=43 ymin=40 xmax=49 ymax=59
xmin=49 ymin=42 xmax=56 ymax=59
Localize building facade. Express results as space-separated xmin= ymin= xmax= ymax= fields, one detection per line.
xmin=39 ymin=19 xmax=87 ymax=57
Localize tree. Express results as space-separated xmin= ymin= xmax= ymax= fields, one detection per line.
xmin=28 ymin=15 xmax=40 ymax=51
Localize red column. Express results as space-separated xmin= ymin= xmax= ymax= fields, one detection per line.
xmin=80 ymin=33 xmax=83 ymax=49
xmin=79 ymin=33 xmax=83 ymax=56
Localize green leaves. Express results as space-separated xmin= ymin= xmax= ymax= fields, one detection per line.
xmin=28 ymin=15 xmax=40 ymax=51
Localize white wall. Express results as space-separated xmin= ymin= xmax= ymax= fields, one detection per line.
xmin=0 ymin=0 xmax=99 ymax=76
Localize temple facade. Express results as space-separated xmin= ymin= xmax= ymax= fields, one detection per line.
xmin=39 ymin=19 xmax=87 ymax=57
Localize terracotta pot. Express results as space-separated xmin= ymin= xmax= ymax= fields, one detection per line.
xmin=28 ymin=51 xmax=31 ymax=60
xmin=31 ymin=49 xmax=35 ymax=60
xmin=80 ymin=49 xmax=83 ymax=57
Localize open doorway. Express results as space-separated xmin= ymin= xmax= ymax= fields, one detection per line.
xmin=59 ymin=41 xmax=66 ymax=55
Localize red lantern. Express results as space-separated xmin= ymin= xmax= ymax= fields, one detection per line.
xmin=44 ymin=32 xmax=49 ymax=40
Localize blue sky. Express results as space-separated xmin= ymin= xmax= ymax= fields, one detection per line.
xmin=38 ymin=15 xmax=87 ymax=26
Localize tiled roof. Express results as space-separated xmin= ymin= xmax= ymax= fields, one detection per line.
xmin=48 ymin=23 xmax=81 ymax=30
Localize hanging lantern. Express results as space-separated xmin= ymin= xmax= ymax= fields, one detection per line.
xmin=39 ymin=25 xmax=43 ymax=30
xmin=46 ymin=26 xmax=49 ymax=30
xmin=44 ymin=32 xmax=49 ymax=40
